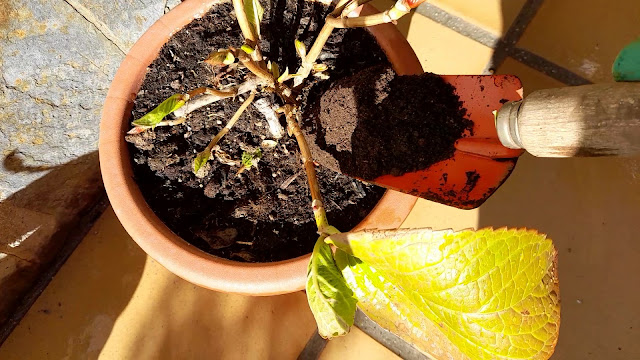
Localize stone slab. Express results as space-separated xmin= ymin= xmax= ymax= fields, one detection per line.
xmin=0 ymin=0 xmax=180 ymax=330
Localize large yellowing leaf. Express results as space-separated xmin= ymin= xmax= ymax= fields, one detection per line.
xmin=306 ymin=236 xmax=357 ymax=339
xmin=132 ymin=94 xmax=186 ymax=128
xmin=334 ymin=249 xmax=469 ymax=359
xmin=330 ymin=228 xmax=560 ymax=360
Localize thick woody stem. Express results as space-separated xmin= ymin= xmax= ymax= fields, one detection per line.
xmin=299 ymin=0 xmax=410 ymax=82
xmin=232 ymin=0 xmax=256 ymax=43
xmin=303 ymin=23 xmax=335 ymax=70
xmin=239 ymin=52 xmax=275 ymax=85
xmin=342 ymin=0 xmax=374 ymax=16
xmin=282 ymin=106 xmax=331 ymax=232
xmin=331 ymin=0 xmax=352 ymax=16
xmin=187 ymin=87 xmax=237 ymax=98
xmin=326 ymin=5 xmax=410 ymax=28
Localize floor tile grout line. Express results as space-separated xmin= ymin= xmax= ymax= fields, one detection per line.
xmin=354 ymin=309 xmax=430 ymax=360
xmin=0 ymin=194 xmax=110 ymax=347
xmin=414 ymin=1 xmax=591 ymax=86
xmin=414 ymin=3 xmax=499 ymax=49
xmin=482 ymin=0 xmax=546 ymax=73
xmin=500 ymin=0 xmax=546 ymax=45
xmin=511 ymin=48 xmax=592 ymax=85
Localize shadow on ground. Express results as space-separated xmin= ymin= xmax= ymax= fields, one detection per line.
xmin=0 ymin=152 xmax=109 ymax=333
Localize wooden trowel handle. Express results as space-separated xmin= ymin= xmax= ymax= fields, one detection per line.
xmin=496 ymin=82 xmax=640 ymax=157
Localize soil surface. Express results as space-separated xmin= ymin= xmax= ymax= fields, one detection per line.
xmin=125 ymin=0 xmax=389 ymax=262
xmin=305 ymin=66 xmax=472 ymax=181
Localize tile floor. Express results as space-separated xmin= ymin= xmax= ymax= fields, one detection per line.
xmin=1 ymin=0 xmax=640 ymax=359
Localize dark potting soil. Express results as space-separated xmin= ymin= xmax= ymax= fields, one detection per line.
xmin=125 ymin=0 xmax=389 ymax=262
xmin=304 ymin=66 xmax=472 ymax=181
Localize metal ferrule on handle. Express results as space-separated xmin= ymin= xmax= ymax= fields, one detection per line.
xmin=496 ymin=83 xmax=640 ymax=158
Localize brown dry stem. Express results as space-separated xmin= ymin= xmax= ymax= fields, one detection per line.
xmin=238 ymin=51 xmax=275 ymax=85
xmin=200 ymin=90 xmax=257 ymax=159
xmin=173 ymin=79 xmax=258 ymax=119
xmin=342 ymin=0 xmax=374 ymax=16
xmin=187 ymin=87 xmax=238 ymax=98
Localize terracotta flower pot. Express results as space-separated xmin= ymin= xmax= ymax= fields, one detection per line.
xmin=99 ymin=0 xmax=422 ymax=296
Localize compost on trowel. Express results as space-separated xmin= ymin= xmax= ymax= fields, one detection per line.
xmin=304 ymin=65 xmax=472 ymax=182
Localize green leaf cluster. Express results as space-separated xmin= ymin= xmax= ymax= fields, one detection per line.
xmin=241 ymin=149 xmax=262 ymax=168
xmin=306 ymin=236 xmax=357 ymax=339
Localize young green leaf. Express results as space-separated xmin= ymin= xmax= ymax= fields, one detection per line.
xmin=295 ymin=39 xmax=307 ymax=59
xmin=241 ymin=149 xmax=262 ymax=168
xmin=312 ymin=63 xmax=328 ymax=73
xmin=276 ymin=67 xmax=301 ymax=83
xmin=267 ymin=61 xmax=280 ymax=79
xmin=330 ymin=228 xmax=560 ymax=360
xmin=244 ymin=0 xmax=264 ymax=37
xmin=241 ymin=44 xmax=255 ymax=55
xmin=277 ymin=67 xmax=289 ymax=83
xmin=193 ymin=149 xmax=211 ymax=174
xmin=132 ymin=94 xmax=187 ymax=128
xmin=223 ymin=51 xmax=236 ymax=65
xmin=307 ymin=236 xmax=357 ymax=339
xmin=205 ymin=50 xmax=234 ymax=66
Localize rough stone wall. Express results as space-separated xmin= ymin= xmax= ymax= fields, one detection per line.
xmin=0 ymin=0 xmax=181 ymax=328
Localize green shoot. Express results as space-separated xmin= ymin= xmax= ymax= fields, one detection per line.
xmin=244 ymin=0 xmax=264 ymax=37
xmin=241 ymin=149 xmax=262 ymax=169
xmin=241 ymin=44 xmax=255 ymax=55
xmin=267 ymin=61 xmax=280 ymax=79
xmin=193 ymin=91 xmax=257 ymax=174
xmin=131 ymin=94 xmax=187 ymax=129
xmin=205 ymin=50 xmax=236 ymax=66
xmin=277 ymin=67 xmax=289 ymax=83
xmin=295 ymin=39 xmax=307 ymax=59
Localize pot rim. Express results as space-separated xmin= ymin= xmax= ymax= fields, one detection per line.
xmin=99 ymin=0 xmax=422 ymax=296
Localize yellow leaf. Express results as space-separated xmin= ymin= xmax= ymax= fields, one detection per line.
xmin=241 ymin=44 xmax=255 ymax=55
xmin=330 ymin=228 xmax=560 ymax=360
xmin=205 ymin=50 xmax=233 ymax=66
xmin=193 ymin=149 xmax=211 ymax=174
xmin=312 ymin=63 xmax=328 ymax=72
xmin=223 ymin=51 xmax=236 ymax=65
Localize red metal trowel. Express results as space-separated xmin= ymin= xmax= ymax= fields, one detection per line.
xmin=371 ymin=75 xmax=525 ymax=209
xmin=312 ymin=7 xmax=640 ymax=210
xmin=319 ymin=72 xmax=640 ymax=210
xmin=316 ymin=72 xmax=640 ymax=209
